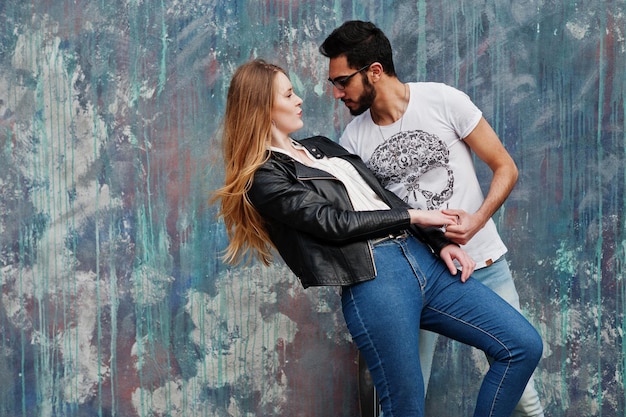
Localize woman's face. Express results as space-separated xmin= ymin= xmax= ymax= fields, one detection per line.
xmin=271 ymin=72 xmax=303 ymax=136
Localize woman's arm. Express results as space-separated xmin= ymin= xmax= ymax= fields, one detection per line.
xmin=248 ymin=162 xmax=411 ymax=242
xmin=250 ymin=159 xmax=475 ymax=278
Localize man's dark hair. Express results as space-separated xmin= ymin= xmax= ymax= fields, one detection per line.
xmin=319 ymin=20 xmax=396 ymax=77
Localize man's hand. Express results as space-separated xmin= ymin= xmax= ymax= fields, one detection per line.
xmin=441 ymin=208 xmax=486 ymax=245
xmin=439 ymin=244 xmax=475 ymax=282
xmin=447 ymin=116 xmax=518 ymax=246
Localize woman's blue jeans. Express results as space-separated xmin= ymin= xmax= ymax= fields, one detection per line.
xmin=341 ymin=236 xmax=543 ymax=417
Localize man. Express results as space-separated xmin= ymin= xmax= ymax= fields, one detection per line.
xmin=319 ymin=20 xmax=544 ymax=417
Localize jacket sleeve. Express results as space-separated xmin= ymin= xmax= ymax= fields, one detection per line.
xmin=248 ymin=160 xmax=411 ymax=243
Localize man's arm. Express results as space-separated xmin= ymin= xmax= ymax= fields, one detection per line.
xmin=443 ymin=117 xmax=518 ymax=245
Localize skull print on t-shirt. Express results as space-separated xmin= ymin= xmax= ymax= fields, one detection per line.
xmin=366 ymin=130 xmax=454 ymax=210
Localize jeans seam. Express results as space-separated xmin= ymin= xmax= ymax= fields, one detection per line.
xmin=425 ymin=305 xmax=512 ymax=417
xmin=396 ymin=239 xmax=426 ymax=291
xmin=344 ymin=287 xmax=395 ymax=416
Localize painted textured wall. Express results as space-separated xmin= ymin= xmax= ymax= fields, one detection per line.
xmin=0 ymin=1 xmax=624 ymax=416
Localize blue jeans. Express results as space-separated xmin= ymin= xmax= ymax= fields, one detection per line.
xmin=341 ymin=236 xmax=542 ymax=417
xmin=419 ymin=257 xmax=545 ymax=416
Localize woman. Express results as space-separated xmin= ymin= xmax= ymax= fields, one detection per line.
xmin=213 ymin=59 xmax=542 ymax=417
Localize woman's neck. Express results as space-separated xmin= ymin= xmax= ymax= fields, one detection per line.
xmin=270 ymin=133 xmax=293 ymax=151
xmin=271 ymin=134 xmax=313 ymax=166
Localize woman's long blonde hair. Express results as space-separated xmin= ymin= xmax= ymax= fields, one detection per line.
xmin=212 ymin=59 xmax=286 ymax=265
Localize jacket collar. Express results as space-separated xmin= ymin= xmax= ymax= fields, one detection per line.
xmin=269 ymin=144 xmax=336 ymax=180
xmin=270 ymin=136 xmax=359 ymax=180
xmin=297 ymin=136 xmax=353 ymax=159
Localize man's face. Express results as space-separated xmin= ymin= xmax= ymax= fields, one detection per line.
xmin=328 ymin=56 xmax=376 ymax=116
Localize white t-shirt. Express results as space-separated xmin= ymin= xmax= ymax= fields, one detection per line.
xmin=340 ymin=82 xmax=507 ymax=268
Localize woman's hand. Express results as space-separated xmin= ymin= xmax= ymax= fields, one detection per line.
xmin=439 ymin=244 xmax=475 ymax=282
xmin=408 ymin=209 xmax=458 ymax=228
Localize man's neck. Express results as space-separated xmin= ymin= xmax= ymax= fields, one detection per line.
xmin=370 ymin=78 xmax=409 ymax=126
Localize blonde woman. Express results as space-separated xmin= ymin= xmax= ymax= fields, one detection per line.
xmin=213 ymin=59 xmax=542 ymax=417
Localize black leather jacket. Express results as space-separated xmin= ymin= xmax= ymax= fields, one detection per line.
xmin=248 ymin=136 xmax=452 ymax=288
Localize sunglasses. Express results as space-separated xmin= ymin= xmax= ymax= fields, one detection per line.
xmin=327 ymin=64 xmax=371 ymax=90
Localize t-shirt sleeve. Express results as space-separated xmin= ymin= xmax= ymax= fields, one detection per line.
xmin=442 ymin=85 xmax=483 ymax=139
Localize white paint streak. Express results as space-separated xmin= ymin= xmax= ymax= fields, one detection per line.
xmin=1 ymin=23 xmax=119 ymax=411
xmin=566 ymin=21 xmax=589 ymax=40
xmin=130 ymin=263 xmax=305 ymax=416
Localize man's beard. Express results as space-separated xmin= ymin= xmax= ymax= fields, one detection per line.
xmin=349 ymin=77 xmax=377 ymax=116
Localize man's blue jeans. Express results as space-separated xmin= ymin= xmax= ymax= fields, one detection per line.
xmin=341 ymin=236 xmax=542 ymax=417
xmin=419 ymin=257 xmax=545 ymax=416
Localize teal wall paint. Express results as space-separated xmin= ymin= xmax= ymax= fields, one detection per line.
xmin=0 ymin=1 xmax=624 ymax=416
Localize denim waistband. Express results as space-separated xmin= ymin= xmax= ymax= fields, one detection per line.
xmin=370 ymin=230 xmax=410 ymax=246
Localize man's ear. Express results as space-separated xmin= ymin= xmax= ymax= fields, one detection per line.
xmin=368 ymin=62 xmax=384 ymax=82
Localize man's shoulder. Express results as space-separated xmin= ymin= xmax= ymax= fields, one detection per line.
xmin=409 ymin=81 xmax=463 ymax=96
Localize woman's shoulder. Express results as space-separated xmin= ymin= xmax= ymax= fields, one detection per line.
xmin=298 ymin=135 xmax=335 ymax=146
xmin=297 ymin=136 xmax=350 ymax=157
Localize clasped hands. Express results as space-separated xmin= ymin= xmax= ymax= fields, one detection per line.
xmin=408 ymin=208 xmax=475 ymax=282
